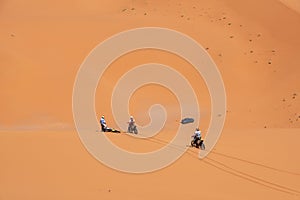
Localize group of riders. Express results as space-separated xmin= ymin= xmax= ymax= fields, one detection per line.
xmin=99 ymin=115 xmax=204 ymax=149
xmin=100 ymin=115 xmax=137 ymax=134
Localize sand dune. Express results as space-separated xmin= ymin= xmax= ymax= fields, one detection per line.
xmin=0 ymin=0 xmax=300 ymax=199
xmin=279 ymin=0 xmax=300 ymax=14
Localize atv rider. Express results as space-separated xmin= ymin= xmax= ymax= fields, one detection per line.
xmin=127 ymin=116 xmax=136 ymax=133
xmin=100 ymin=115 xmax=108 ymax=132
xmin=191 ymin=128 xmax=202 ymax=145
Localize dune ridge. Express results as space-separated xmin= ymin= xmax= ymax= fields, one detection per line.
xmin=0 ymin=0 xmax=299 ymax=199
xmin=278 ymin=0 xmax=300 ymax=13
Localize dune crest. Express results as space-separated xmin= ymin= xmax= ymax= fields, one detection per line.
xmin=0 ymin=0 xmax=300 ymax=199
xmin=278 ymin=0 xmax=300 ymax=14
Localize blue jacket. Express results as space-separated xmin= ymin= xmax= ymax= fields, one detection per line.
xmin=100 ymin=118 xmax=106 ymax=125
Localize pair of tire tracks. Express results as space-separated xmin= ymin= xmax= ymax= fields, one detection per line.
xmin=130 ymin=134 xmax=300 ymax=196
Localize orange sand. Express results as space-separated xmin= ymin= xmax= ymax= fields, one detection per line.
xmin=0 ymin=0 xmax=300 ymax=199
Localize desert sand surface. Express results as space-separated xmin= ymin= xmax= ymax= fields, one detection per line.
xmin=1 ymin=0 xmax=300 ymax=199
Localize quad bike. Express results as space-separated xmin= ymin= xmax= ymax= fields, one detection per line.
xmin=191 ymin=138 xmax=205 ymax=150
xmin=127 ymin=123 xmax=138 ymax=134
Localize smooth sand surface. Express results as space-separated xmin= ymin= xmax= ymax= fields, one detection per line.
xmin=1 ymin=0 xmax=300 ymax=199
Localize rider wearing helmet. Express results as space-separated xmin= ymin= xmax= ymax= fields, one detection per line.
xmin=100 ymin=115 xmax=107 ymax=132
xmin=127 ymin=116 xmax=136 ymax=133
xmin=191 ymin=128 xmax=201 ymax=144
xmin=129 ymin=116 xmax=135 ymax=124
